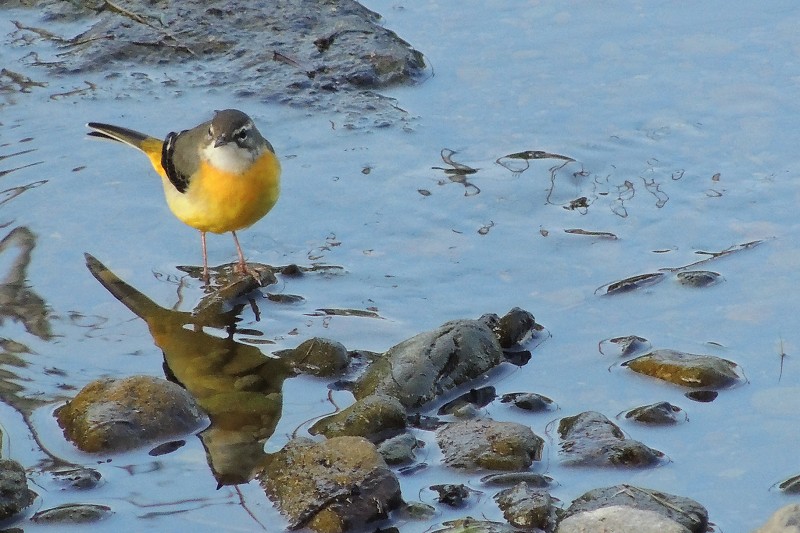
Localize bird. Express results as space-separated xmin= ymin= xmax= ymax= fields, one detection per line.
xmin=86 ymin=109 xmax=281 ymax=284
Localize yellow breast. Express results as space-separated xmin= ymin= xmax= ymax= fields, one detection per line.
xmin=159 ymin=151 xmax=281 ymax=234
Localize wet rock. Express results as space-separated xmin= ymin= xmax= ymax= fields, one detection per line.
xmin=624 ymin=401 xmax=684 ymax=425
xmin=395 ymin=501 xmax=436 ymax=520
xmin=623 ymin=349 xmax=743 ymax=389
xmin=438 ymin=386 xmax=497 ymax=416
xmin=48 ymin=466 xmax=102 ymax=490
xmin=598 ymin=335 xmax=651 ymax=357
xmin=779 ymin=474 xmax=800 ymax=494
xmin=377 ymin=433 xmax=419 ymax=465
xmin=0 ymin=459 xmax=36 ymax=520
xmin=407 ymin=413 xmax=445 ymax=431
xmin=494 ymin=482 xmax=557 ymax=530
xmin=309 ymin=393 xmax=406 ymax=441
xmin=31 ymin=503 xmax=113 ymax=524
xmin=604 ymin=272 xmax=666 ymax=294
xmin=557 ymin=505 xmax=689 ymax=533
xmin=259 ymin=436 xmax=401 ymax=533
xmin=353 ymin=317 xmax=504 ymax=409
xmin=432 ymin=517 xmax=521 ymax=533
xmin=189 ymin=264 xmax=278 ymax=318
xmin=685 ymin=390 xmax=718 ymax=402
xmin=480 ymin=472 xmax=553 ymax=488
xmin=500 ymin=392 xmax=554 ymax=412
xmin=754 ymin=503 xmax=800 ymax=532
xmin=558 ymin=411 xmax=663 ymax=467
xmin=437 ymin=419 xmax=543 ymax=471
xmin=558 ymin=484 xmax=708 ymax=533
xmin=148 ymin=439 xmax=185 ymax=456
xmin=55 ymin=376 xmax=206 ymax=453
xmin=277 ymin=337 xmax=350 ymax=376
xmin=430 ymin=484 xmax=473 ymax=507
xmin=676 ymin=270 xmax=721 ymax=287
xmin=486 ymin=307 xmax=538 ymax=348
xmin=502 ymin=350 xmax=532 ymax=366
xmin=10 ymin=0 xmax=426 ymax=127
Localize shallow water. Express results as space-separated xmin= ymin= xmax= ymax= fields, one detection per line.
xmin=2 ymin=1 xmax=800 ymax=531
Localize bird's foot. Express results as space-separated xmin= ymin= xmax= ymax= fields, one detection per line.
xmin=234 ymin=261 xmax=264 ymax=285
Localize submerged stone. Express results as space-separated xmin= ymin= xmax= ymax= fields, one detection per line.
xmin=48 ymin=466 xmax=102 ymax=490
xmin=9 ymin=0 xmax=426 ymax=127
xmin=377 ymin=433 xmax=419 ymax=465
xmin=480 ymin=472 xmax=553 ymax=488
xmin=430 ymin=484 xmax=473 ymax=507
xmin=277 ymin=337 xmax=350 ymax=376
xmin=487 ymin=307 xmax=539 ymax=348
xmin=55 ymin=376 xmax=206 ymax=453
xmin=395 ymin=501 xmax=436 ymax=520
xmin=624 ymin=349 xmax=743 ymax=389
xmin=676 ymin=270 xmax=721 ymax=287
xmin=558 ymin=411 xmax=663 ymax=467
xmin=437 ymin=419 xmax=543 ymax=471
xmin=624 ymin=401 xmax=684 ymax=425
xmin=778 ymin=474 xmax=800 ymax=494
xmin=432 ymin=517 xmax=522 ymax=533
xmin=685 ymin=390 xmax=718 ymax=402
xmin=437 ymin=386 xmax=497 ymax=416
xmin=500 ymin=392 xmax=554 ymax=412
xmin=599 ymin=335 xmax=651 ymax=357
xmin=31 ymin=503 xmax=113 ymax=524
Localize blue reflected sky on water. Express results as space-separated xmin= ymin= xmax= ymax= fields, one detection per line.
xmin=3 ymin=1 xmax=800 ymax=530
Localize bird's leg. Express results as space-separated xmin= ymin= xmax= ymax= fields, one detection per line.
xmin=231 ymin=231 xmax=248 ymax=274
xmin=200 ymin=231 xmax=210 ymax=284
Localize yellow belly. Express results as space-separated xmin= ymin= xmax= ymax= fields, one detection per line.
xmin=156 ymin=152 xmax=281 ymax=234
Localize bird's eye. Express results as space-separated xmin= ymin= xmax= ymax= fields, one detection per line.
xmin=207 ymin=126 xmax=213 ymax=138
xmin=236 ymin=129 xmax=248 ymax=140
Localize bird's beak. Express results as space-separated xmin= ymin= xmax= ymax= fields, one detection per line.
xmin=214 ymin=135 xmax=229 ymax=148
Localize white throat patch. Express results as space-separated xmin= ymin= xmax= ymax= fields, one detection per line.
xmin=202 ymin=143 xmax=259 ymax=174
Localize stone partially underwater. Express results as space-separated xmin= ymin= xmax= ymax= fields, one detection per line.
xmin=5 ymin=0 xmax=426 ymax=128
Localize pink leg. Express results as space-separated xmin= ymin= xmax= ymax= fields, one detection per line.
xmin=231 ymin=231 xmax=247 ymax=273
xmin=200 ymin=231 xmax=209 ymax=283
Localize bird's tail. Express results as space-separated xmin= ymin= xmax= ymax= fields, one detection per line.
xmin=86 ymin=122 xmax=163 ymax=156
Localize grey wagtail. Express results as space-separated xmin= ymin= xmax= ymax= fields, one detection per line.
xmin=87 ymin=109 xmax=281 ymax=283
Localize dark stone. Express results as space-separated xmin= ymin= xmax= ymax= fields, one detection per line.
xmin=0 ymin=460 xmax=36 ymax=520
xmin=354 ymin=318 xmax=504 ymax=409
xmin=437 ymin=419 xmax=543 ymax=471
xmin=561 ymin=484 xmax=708 ymax=533
xmin=558 ymin=411 xmax=663 ymax=467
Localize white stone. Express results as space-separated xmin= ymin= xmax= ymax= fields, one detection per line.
xmin=752 ymin=504 xmax=800 ymax=533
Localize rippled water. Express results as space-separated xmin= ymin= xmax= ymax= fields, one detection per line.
xmin=3 ymin=1 xmax=800 ymax=531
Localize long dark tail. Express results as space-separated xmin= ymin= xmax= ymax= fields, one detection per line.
xmin=86 ymin=122 xmax=151 ymax=150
